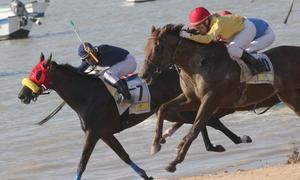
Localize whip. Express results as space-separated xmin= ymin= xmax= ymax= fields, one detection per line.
xmin=284 ymin=0 xmax=294 ymax=24
xmin=70 ymin=20 xmax=99 ymax=63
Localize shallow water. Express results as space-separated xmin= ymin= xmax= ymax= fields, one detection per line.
xmin=0 ymin=0 xmax=299 ymax=179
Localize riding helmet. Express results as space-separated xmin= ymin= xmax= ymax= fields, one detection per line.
xmin=78 ymin=42 xmax=96 ymax=59
xmin=189 ymin=7 xmax=211 ymax=27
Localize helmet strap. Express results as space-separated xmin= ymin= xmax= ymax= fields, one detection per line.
xmin=83 ymin=44 xmax=99 ymax=64
xmin=204 ymin=18 xmax=210 ymax=30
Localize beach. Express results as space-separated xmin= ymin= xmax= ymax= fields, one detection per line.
xmin=180 ymin=163 xmax=300 ymax=180
xmin=179 ymin=151 xmax=300 ymax=180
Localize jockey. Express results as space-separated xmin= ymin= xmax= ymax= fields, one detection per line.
xmin=180 ymin=7 xmax=275 ymax=75
xmin=218 ymin=10 xmax=275 ymax=55
xmin=77 ymin=42 xmax=137 ymax=100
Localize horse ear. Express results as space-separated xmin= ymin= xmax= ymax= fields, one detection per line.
xmin=151 ymin=25 xmax=156 ymax=33
xmin=43 ymin=53 xmax=52 ymax=68
xmin=40 ymin=52 xmax=45 ymax=62
xmin=48 ymin=53 xmax=52 ymax=62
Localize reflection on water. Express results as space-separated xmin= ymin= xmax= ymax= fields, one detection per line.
xmin=0 ymin=0 xmax=299 ymax=179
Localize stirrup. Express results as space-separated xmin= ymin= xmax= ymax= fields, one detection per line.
xmin=122 ymin=91 xmax=131 ymax=100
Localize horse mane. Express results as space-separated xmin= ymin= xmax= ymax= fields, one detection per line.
xmin=160 ymin=24 xmax=184 ymax=37
xmin=51 ymin=61 xmax=99 ymax=81
xmin=158 ymin=23 xmax=226 ymax=49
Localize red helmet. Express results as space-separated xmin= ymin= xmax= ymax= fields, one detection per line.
xmin=189 ymin=7 xmax=211 ymax=27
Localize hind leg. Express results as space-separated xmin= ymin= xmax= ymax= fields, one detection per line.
xmin=277 ymin=89 xmax=300 ymax=116
xmin=102 ymin=135 xmax=153 ymax=180
xmin=207 ymin=116 xmax=252 ymax=144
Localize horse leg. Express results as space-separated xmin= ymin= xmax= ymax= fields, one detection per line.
xmin=201 ymin=125 xmax=226 ymax=152
xmin=161 ymin=122 xmax=183 ymax=144
xmin=75 ymin=130 xmax=99 ymax=180
xmin=102 ymin=135 xmax=153 ymax=180
xmin=151 ymin=93 xmax=195 ymax=155
xmin=277 ymin=89 xmax=300 ymax=116
xmin=207 ymin=117 xmax=252 ymax=144
xmin=172 ymin=119 xmax=227 ymax=154
xmin=165 ymin=94 xmax=217 ymax=173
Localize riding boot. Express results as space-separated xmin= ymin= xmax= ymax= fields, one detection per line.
xmin=115 ymin=79 xmax=131 ymax=100
xmin=240 ymin=51 xmax=267 ymax=75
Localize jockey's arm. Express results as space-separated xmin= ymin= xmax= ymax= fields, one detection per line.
xmin=189 ymin=20 xmax=222 ymax=44
xmin=77 ymin=60 xmax=90 ymax=73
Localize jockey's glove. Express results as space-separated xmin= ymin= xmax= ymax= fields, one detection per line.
xmin=180 ymin=30 xmax=191 ymax=39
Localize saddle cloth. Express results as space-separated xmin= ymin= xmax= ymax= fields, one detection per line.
xmin=233 ymin=52 xmax=274 ymax=84
xmin=87 ymin=67 xmax=151 ymax=115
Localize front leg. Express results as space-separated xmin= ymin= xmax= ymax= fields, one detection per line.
xmin=160 ymin=122 xmax=183 ymax=144
xmin=102 ymin=135 xmax=153 ymax=180
xmin=151 ymin=93 xmax=196 ymax=155
xmin=75 ymin=130 xmax=99 ymax=180
xmin=166 ymin=93 xmax=218 ymax=173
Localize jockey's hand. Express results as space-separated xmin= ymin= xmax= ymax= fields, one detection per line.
xmin=180 ymin=30 xmax=191 ymax=39
xmin=186 ymin=28 xmax=199 ymax=35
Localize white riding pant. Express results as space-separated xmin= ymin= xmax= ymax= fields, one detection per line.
xmin=103 ymin=54 xmax=137 ymax=84
xmin=227 ymin=19 xmax=256 ymax=58
xmin=245 ymin=26 xmax=275 ymax=53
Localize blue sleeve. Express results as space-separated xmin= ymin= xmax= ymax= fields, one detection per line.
xmin=77 ymin=60 xmax=90 ymax=73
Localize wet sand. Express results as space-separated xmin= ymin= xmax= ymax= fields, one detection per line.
xmin=179 ymin=156 xmax=300 ymax=180
xmin=179 ymin=163 xmax=300 ymax=180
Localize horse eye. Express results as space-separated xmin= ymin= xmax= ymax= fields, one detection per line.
xmin=36 ymin=71 xmax=42 ymax=81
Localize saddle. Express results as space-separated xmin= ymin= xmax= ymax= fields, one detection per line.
xmin=233 ymin=52 xmax=274 ymax=84
xmin=87 ymin=67 xmax=151 ymax=115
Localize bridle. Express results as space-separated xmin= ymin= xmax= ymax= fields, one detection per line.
xmin=145 ymin=35 xmax=183 ymax=75
xmin=27 ymin=62 xmax=54 ymax=101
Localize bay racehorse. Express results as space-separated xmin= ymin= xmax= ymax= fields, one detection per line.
xmin=141 ymin=24 xmax=300 ymax=172
xmin=18 ymin=53 xmax=257 ymax=179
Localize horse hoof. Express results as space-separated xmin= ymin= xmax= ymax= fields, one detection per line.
xmin=165 ymin=164 xmax=176 ymax=173
xmin=208 ymin=145 xmax=226 ymax=152
xmin=150 ymin=144 xmax=161 ymax=155
xmin=159 ymin=138 xmax=166 ymax=144
xmin=241 ymin=135 xmax=252 ymax=143
xmin=143 ymin=175 xmax=154 ymax=180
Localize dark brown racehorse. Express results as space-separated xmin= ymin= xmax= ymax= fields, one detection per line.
xmin=141 ymin=24 xmax=300 ymax=172
xmin=18 ymin=53 xmax=255 ymax=179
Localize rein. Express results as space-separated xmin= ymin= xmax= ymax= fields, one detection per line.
xmin=171 ymin=37 xmax=183 ymax=75
xmin=253 ymin=103 xmax=273 ymax=115
xmin=171 ymin=37 xmax=183 ymax=63
xmin=32 ymin=91 xmax=51 ymax=102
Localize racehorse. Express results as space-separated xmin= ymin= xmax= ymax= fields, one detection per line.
xmin=141 ymin=24 xmax=300 ymax=172
xmin=18 ymin=53 xmax=256 ymax=179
